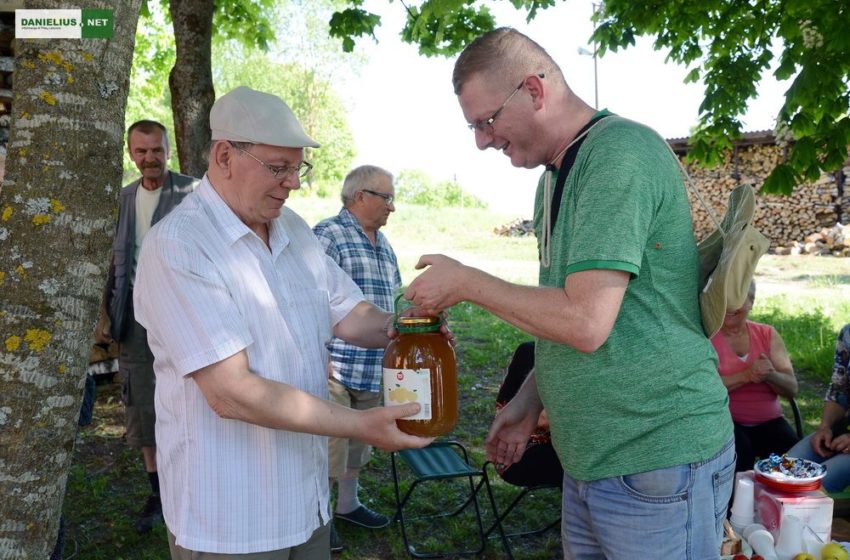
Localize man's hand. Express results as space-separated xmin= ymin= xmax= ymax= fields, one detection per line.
xmin=485 ymin=399 xmax=539 ymax=468
xmin=405 ymin=254 xmax=468 ymax=315
xmin=812 ymin=426 xmax=835 ymax=457
xmin=360 ymin=403 xmax=434 ymax=451
xmin=389 ymin=307 xmax=456 ymax=347
xmin=828 ymin=432 xmax=850 ymax=456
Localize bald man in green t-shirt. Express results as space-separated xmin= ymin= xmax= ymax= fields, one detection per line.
xmin=405 ymin=28 xmax=734 ymax=559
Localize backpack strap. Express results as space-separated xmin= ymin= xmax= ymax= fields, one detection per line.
xmin=548 ymin=113 xmax=611 ymax=230
xmin=539 ymin=113 xmax=610 ymax=268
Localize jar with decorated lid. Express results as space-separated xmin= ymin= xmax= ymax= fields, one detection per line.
xmin=383 ymin=309 xmax=457 ymax=437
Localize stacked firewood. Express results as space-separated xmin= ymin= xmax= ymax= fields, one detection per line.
xmin=773 ymin=223 xmax=850 ymax=256
xmin=494 ymin=218 xmax=535 ymax=237
xmin=494 ymin=140 xmax=848 ymax=255
xmin=681 ymin=142 xmax=846 ymax=253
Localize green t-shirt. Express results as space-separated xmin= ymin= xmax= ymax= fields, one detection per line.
xmin=532 ymin=114 xmax=732 ymax=481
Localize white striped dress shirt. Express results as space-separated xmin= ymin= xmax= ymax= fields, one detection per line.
xmin=134 ymin=176 xmax=364 ymax=553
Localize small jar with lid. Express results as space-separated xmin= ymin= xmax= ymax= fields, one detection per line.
xmin=383 ymin=313 xmax=457 ymax=437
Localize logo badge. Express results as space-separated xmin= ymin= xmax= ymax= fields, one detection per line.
xmin=15 ymin=9 xmax=113 ymax=39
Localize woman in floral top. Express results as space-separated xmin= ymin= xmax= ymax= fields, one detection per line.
xmin=787 ymin=324 xmax=850 ymax=491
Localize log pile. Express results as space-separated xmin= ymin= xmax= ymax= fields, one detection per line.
xmin=495 ymin=135 xmax=849 ymax=256
xmin=680 ymin=140 xmax=848 ymax=255
xmin=494 ymin=218 xmax=534 ymax=237
xmin=773 ymin=223 xmax=850 ymax=257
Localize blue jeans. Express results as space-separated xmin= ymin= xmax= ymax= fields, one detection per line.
xmin=787 ymin=435 xmax=850 ymax=492
xmin=561 ymin=438 xmax=735 ymax=559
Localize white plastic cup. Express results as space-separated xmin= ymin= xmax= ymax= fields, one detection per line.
xmin=743 ymin=523 xmax=770 ymax=541
xmin=730 ymin=476 xmax=756 ymax=533
xmin=747 ymin=528 xmax=779 ymax=560
xmin=774 ymin=514 xmax=803 ymax=560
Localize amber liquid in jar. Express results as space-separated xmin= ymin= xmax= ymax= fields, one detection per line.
xmin=383 ymin=316 xmax=457 ymax=437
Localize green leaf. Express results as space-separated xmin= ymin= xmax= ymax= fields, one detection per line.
xmin=684 ymin=67 xmax=701 ymax=84
xmin=328 ymin=8 xmax=381 ymax=50
xmin=790 ymin=112 xmax=816 ymax=137
xmin=762 ymin=164 xmax=796 ymax=196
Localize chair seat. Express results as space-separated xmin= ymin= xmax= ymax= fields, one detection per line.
xmin=399 ymin=446 xmax=479 ymax=480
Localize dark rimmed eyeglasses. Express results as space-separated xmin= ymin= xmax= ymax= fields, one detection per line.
xmin=467 ymin=73 xmax=545 ymax=134
xmin=229 ymin=141 xmax=313 ymax=179
xmin=361 ymin=189 xmax=394 ymax=205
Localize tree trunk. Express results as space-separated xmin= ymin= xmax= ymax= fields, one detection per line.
xmin=0 ymin=1 xmax=141 ymax=557
xmin=169 ymin=0 xmax=214 ymax=177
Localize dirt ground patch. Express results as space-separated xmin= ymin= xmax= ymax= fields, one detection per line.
xmin=754 ymin=254 xmax=850 ymax=300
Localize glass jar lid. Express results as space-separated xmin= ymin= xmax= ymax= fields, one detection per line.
xmin=396 ymin=315 xmax=441 ymax=333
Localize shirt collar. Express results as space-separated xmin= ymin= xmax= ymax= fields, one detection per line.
xmin=338 ymin=207 xmax=362 ymax=228
xmin=339 ymin=207 xmax=380 ymax=244
xmin=197 ymin=175 xmax=290 ymax=253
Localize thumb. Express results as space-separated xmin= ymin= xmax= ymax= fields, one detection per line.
xmin=415 ymin=254 xmax=435 ymax=270
xmin=386 ymin=402 xmax=422 ymax=420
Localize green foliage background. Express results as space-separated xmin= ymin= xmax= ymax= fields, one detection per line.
xmin=124 ymin=0 xmax=356 ymax=186
xmin=395 ymin=169 xmax=487 ymax=208
xmin=122 ymin=0 xmax=489 ymax=208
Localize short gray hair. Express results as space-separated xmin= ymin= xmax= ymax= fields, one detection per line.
xmin=341 ymin=165 xmax=394 ymax=206
xmin=128 ymin=119 xmax=170 ymax=152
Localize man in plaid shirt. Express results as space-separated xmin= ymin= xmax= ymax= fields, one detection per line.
xmin=313 ymin=165 xmax=401 ymax=550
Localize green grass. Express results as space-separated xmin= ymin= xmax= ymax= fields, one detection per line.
xmin=63 ymin=193 xmax=850 ymax=559
xmin=750 ymin=298 xmax=846 ymax=384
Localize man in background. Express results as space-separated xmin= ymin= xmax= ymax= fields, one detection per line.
xmin=313 ymin=165 xmax=401 ymax=551
xmin=97 ymin=120 xmax=196 ymax=533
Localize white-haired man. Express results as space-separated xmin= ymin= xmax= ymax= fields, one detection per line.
xmin=314 ymin=165 xmax=400 ymax=550
xmin=134 ymin=87 xmax=434 ymax=559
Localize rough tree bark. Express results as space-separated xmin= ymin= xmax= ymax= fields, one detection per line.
xmin=169 ymin=0 xmax=214 ymax=177
xmin=0 ymin=1 xmax=142 ymax=557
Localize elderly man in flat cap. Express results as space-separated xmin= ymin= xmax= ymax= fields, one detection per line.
xmin=133 ymin=86 xmax=433 ymax=559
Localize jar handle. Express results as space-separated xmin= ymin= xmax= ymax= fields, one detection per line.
xmin=393 ymin=293 xmax=407 ymax=329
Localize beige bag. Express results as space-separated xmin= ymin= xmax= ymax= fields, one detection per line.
xmin=694 ymin=184 xmax=770 ymax=337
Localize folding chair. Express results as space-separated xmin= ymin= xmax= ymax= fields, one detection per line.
xmin=787 ymin=396 xmax=804 ymax=440
xmin=482 ymin=461 xmax=561 ymax=539
xmin=473 ymin=340 xmax=562 ymax=558
xmin=390 ymin=441 xmax=510 ymax=558
xmin=477 ymin=461 xmax=561 ymax=559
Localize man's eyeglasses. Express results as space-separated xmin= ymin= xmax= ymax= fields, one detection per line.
xmin=361 ymin=189 xmax=394 ymax=205
xmin=467 ymin=73 xmax=545 ymax=134
xmin=229 ymin=142 xmax=313 ymax=179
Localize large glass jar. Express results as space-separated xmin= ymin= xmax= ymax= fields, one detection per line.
xmin=383 ymin=315 xmax=457 ymax=437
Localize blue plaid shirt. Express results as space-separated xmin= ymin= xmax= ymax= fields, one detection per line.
xmin=313 ymin=208 xmax=402 ymax=392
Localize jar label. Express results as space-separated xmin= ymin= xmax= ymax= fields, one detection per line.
xmin=382 ymin=367 xmax=432 ymax=420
